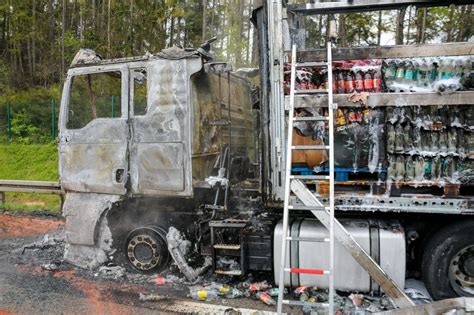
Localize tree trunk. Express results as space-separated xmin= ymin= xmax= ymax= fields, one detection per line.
xmin=48 ymin=0 xmax=54 ymax=41
xmin=446 ymin=5 xmax=455 ymax=42
xmin=456 ymin=5 xmax=472 ymax=41
xmin=92 ymin=0 xmax=96 ymax=31
xmin=377 ymin=11 xmax=382 ymax=45
xmin=176 ymin=17 xmax=182 ymax=47
xmin=61 ymin=0 xmax=66 ymax=80
xmin=415 ymin=8 xmax=426 ymax=44
xmin=202 ymin=0 xmax=207 ymax=40
xmin=246 ymin=0 xmax=253 ymax=65
xmin=395 ymin=7 xmax=406 ymax=45
xmin=107 ymin=0 xmax=111 ymax=57
xmin=32 ymin=0 xmax=36 ymax=74
xmin=318 ymin=15 xmax=323 ymax=47
xmin=79 ymin=1 xmax=84 ymax=44
xmin=130 ymin=0 xmax=134 ymax=55
xmin=406 ymin=6 xmax=412 ymax=44
xmin=170 ymin=17 xmax=175 ymax=47
xmin=338 ymin=14 xmax=347 ymax=47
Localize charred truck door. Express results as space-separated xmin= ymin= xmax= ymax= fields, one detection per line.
xmin=129 ymin=58 xmax=202 ymax=196
xmin=59 ymin=65 xmax=129 ymax=195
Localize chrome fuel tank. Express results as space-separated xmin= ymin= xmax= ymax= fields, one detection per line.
xmin=274 ymin=219 xmax=405 ymax=291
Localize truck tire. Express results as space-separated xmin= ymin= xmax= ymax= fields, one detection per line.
xmin=422 ymin=220 xmax=474 ymax=300
xmin=124 ymin=225 xmax=170 ymax=273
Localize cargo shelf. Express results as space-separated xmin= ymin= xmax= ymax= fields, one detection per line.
xmin=286 ymin=42 xmax=474 ymax=61
xmin=286 ymin=91 xmax=474 ymax=108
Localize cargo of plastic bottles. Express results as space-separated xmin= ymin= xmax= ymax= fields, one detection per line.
xmin=284 ymin=56 xmax=473 ymax=94
xmin=290 ymin=105 xmax=474 ymax=187
xmin=385 ymin=105 xmax=474 ymax=184
xmin=383 ymin=56 xmax=473 ymax=93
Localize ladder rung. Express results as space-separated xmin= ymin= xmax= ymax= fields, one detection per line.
xmin=291 ymin=145 xmax=329 ymax=150
xmin=288 ymin=205 xmax=329 ymax=211
xmin=282 ymin=300 xmax=329 ymax=308
xmin=293 ymin=116 xmax=329 ymax=122
xmin=294 ymin=89 xmax=328 ymax=95
xmin=286 ymin=236 xmax=330 ymax=243
xmin=285 ymin=268 xmax=330 ymax=275
xmin=290 ymin=175 xmax=330 ymax=180
xmin=295 ymin=62 xmax=328 ymax=68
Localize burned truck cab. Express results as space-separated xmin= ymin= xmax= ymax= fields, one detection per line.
xmin=58 ymin=48 xmax=257 ymax=271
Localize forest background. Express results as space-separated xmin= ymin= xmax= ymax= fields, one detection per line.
xmin=0 ymin=0 xmax=472 ymax=144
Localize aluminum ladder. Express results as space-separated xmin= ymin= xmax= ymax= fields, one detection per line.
xmin=276 ymin=40 xmax=337 ymax=314
xmin=276 ymin=41 xmax=415 ymax=313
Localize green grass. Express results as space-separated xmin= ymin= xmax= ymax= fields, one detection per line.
xmin=0 ymin=143 xmax=61 ymax=215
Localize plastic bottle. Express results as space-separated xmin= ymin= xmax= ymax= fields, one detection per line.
xmin=405 ymin=156 xmax=415 ymax=182
xmin=256 ymin=292 xmax=276 ymax=306
xmin=386 ymin=124 xmax=395 ymax=154
xmin=395 ymin=59 xmax=406 ymax=86
xmin=364 ymin=70 xmax=374 ymax=92
xmin=332 ymin=69 xmax=338 ymax=93
xmin=439 ymin=129 xmax=448 ymax=153
xmin=153 ymin=276 xmax=173 ymax=285
xmin=372 ymin=68 xmax=382 ymax=92
xmin=395 ymin=155 xmax=405 ymax=182
xmin=266 ymin=288 xmax=280 ymax=297
xmin=454 ymin=57 xmax=464 ymax=78
xmin=403 ymin=124 xmax=412 ymax=152
xmin=387 ymin=155 xmax=396 ymax=181
xmin=248 ymin=280 xmax=271 ymax=292
xmin=210 ymin=282 xmax=232 ymax=295
xmin=337 ymin=70 xmax=346 ymax=93
xmin=412 ymin=58 xmax=420 ymax=85
xmin=404 ymin=59 xmax=415 ymax=87
xmin=415 ymin=156 xmax=425 ymax=181
xmin=394 ymin=124 xmax=404 ymax=153
xmin=417 ymin=58 xmax=427 ymax=88
xmin=190 ymin=289 xmax=219 ymax=301
xmin=423 ymin=58 xmax=433 ymax=87
xmin=384 ymin=59 xmax=398 ymax=91
xmin=429 ymin=58 xmax=439 ymax=85
xmin=225 ymin=288 xmax=244 ymax=299
xmin=354 ymin=70 xmax=364 ymax=93
xmin=345 ymin=71 xmax=355 ymax=93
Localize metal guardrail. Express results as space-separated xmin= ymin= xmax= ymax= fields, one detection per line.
xmin=0 ymin=180 xmax=63 ymax=205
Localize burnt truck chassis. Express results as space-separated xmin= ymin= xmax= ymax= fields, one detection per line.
xmin=57 ymin=3 xmax=474 ymax=306
xmin=58 ymin=48 xmax=268 ymax=277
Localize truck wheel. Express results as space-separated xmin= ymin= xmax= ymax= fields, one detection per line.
xmin=422 ymin=220 xmax=474 ymax=300
xmin=125 ymin=225 xmax=170 ymax=273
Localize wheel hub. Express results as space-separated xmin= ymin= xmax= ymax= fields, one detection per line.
xmin=127 ymin=233 xmax=162 ymax=271
xmin=450 ymin=245 xmax=474 ymax=292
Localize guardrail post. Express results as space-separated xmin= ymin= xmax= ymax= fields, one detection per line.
xmin=0 ymin=192 xmax=4 ymax=204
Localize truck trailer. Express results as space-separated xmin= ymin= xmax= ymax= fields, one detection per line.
xmin=58 ymin=0 xmax=474 ymax=310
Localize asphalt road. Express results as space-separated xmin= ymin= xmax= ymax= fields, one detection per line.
xmin=0 ymin=213 xmax=280 ymax=315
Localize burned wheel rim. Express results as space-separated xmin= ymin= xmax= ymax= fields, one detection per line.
xmin=125 ymin=226 xmax=169 ymax=272
xmin=449 ymin=245 xmax=474 ymax=297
